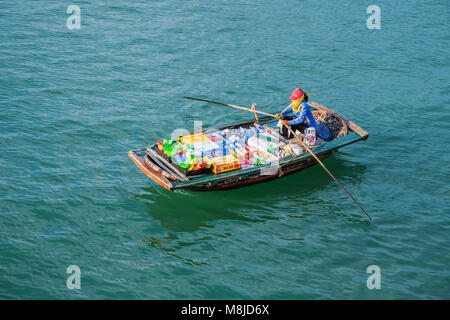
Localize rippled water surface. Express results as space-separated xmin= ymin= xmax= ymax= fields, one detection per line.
xmin=1 ymin=1 xmax=449 ymax=299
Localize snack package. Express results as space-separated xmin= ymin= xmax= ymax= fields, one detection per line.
xmin=179 ymin=132 xmax=210 ymax=144
xmin=211 ymin=155 xmax=241 ymax=174
xmin=207 ymin=133 xmax=222 ymax=143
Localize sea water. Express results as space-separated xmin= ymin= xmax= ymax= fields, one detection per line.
xmin=0 ymin=0 xmax=448 ymax=299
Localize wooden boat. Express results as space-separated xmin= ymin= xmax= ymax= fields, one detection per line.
xmin=128 ymin=102 xmax=368 ymax=191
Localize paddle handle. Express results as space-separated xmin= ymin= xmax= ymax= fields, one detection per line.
xmin=185 ymin=96 xmax=275 ymax=117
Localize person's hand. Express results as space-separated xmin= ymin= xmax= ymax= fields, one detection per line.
xmin=282 ymin=120 xmax=290 ymax=126
xmin=275 ymin=113 xmax=282 ymax=119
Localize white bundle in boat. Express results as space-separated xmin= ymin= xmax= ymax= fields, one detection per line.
xmin=247 ymin=136 xmax=280 ymax=162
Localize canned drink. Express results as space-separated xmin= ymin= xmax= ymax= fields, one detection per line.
xmin=304 ymin=127 xmax=316 ymax=146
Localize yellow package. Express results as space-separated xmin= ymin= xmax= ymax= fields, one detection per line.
xmin=212 ymin=155 xmax=241 ymax=174
xmin=179 ymin=132 xmax=210 ymax=144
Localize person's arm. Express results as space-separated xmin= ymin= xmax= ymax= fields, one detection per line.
xmin=288 ymin=102 xmax=308 ymax=125
xmin=280 ymin=104 xmax=292 ymax=117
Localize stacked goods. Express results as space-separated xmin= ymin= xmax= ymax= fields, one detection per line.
xmin=157 ymin=139 xmax=178 ymax=157
xmin=234 ymin=146 xmax=255 ymax=168
xmin=246 ymin=136 xmax=278 ymax=164
xmin=155 ymin=124 xmax=296 ymax=175
xmin=211 ymin=155 xmax=241 ymax=174
xmin=173 ymin=133 xmax=217 ymax=172
xmin=179 ymin=132 xmax=210 ymax=144
xmin=246 ymin=134 xmax=291 ymax=161
xmin=206 ymin=132 xmax=222 ymax=143
xmin=157 ymin=136 xmax=209 ymax=172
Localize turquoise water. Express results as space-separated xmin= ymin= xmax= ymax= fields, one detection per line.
xmin=1 ymin=0 xmax=449 ymax=299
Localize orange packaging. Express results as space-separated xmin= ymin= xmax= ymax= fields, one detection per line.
xmin=212 ymin=155 xmax=241 ymax=174
xmin=179 ymin=132 xmax=210 ymax=144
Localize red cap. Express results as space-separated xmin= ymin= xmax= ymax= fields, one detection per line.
xmin=289 ymin=88 xmax=304 ymax=100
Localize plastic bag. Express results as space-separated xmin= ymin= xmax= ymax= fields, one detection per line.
xmin=316 ymin=123 xmax=331 ymax=141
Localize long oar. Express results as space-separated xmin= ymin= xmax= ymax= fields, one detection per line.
xmin=185 ymin=96 xmax=372 ymax=220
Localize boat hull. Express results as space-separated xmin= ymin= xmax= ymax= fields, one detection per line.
xmin=178 ymin=151 xmax=336 ymax=191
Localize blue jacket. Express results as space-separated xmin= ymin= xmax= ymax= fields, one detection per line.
xmin=281 ymin=101 xmax=316 ymax=127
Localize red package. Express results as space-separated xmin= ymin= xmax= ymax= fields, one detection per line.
xmin=157 ymin=141 xmax=164 ymax=152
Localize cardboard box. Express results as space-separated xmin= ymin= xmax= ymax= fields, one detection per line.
xmin=212 ymin=155 xmax=241 ymax=174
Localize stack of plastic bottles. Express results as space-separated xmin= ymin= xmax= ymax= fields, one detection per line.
xmin=156 ymin=124 xmax=291 ymax=175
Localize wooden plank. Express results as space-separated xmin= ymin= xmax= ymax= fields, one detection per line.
xmin=128 ymin=151 xmax=173 ymax=190
xmin=146 ymin=149 xmax=188 ymax=181
xmin=146 ymin=148 xmax=189 ymax=182
xmin=144 ymin=155 xmax=178 ymax=181
xmin=251 ymin=104 xmax=259 ymax=123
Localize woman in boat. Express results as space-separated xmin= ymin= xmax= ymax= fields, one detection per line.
xmin=276 ymin=88 xmax=316 ymax=139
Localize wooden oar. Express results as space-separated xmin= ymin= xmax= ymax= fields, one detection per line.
xmin=184 ymin=96 xmax=372 ymax=220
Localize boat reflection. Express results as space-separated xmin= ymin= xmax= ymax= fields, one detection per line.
xmin=133 ymin=154 xmax=367 ymax=265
